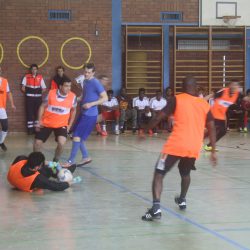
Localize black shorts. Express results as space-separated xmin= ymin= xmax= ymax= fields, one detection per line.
xmin=155 ymin=154 xmax=196 ymax=176
xmin=35 ymin=126 xmax=68 ymax=143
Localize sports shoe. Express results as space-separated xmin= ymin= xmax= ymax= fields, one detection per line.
xmin=204 ymin=145 xmax=218 ymax=152
xmin=141 ymin=208 xmax=162 ymax=221
xmin=148 ymin=129 xmax=153 ymax=136
xmin=101 ymin=130 xmax=108 ymax=136
xmin=53 ymin=157 xmax=59 ymax=162
xmin=0 ymin=143 xmax=7 ymax=151
xmin=115 ymin=129 xmax=120 ymax=135
xmin=77 ymin=158 xmax=92 ymax=167
xmin=175 ymin=196 xmax=186 ymax=210
xmin=138 ymin=129 xmax=144 ymax=135
xmin=132 ymin=128 xmax=137 ymax=134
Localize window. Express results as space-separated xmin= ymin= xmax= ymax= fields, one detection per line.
xmin=48 ymin=10 xmax=71 ymax=21
xmin=161 ymin=12 xmax=182 ymax=22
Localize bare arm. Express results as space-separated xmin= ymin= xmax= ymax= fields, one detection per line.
xmin=7 ymin=92 xmax=16 ymax=110
xmin=68 ymin=107 xmax=76 ymax=131
xmin=36 ymin=102 xmax=46 ymax=128
xmin=143 ymin=96 xmax=176 ymax=129
xmin=143 ymin=111 xmax=167 ymax=130
xmin=206 ymin=114 xmax=217 ymax=166
xmin=203 ymin=93 xmax=214 ymax=101
xmin=21 ymin=85 xmax=26 ymax=93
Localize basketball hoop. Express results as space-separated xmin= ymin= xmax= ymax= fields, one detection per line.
xmin=222 ymin=15 xmax=241 ymax=28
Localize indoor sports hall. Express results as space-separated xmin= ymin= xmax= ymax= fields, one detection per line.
xmin=0 ymin=1 xmax=250 ymax=249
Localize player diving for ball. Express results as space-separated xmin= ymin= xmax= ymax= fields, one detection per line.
xmin=7 ymin=152 xmax=81 ymax=192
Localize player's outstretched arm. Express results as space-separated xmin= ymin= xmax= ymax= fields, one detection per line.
xmin=206 ymin=118 xmax=217 ymax=166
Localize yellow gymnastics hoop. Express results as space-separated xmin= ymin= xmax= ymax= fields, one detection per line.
xmin=0 ymin=43 xmax=4 ymax=64
xmin=60 ymin=37 xmax=92 ymax=70
xmin=17 ymin=36 xmax=49 ymax=68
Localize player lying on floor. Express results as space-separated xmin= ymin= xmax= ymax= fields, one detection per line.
xmin=7 ymin=152 xmax=82 ymax=192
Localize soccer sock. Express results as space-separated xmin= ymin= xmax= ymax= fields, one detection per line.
xmin=102 ymin=124 xmax=106 ymax=131
xmin=244 ymin=114 xmax=248 ymax=128
xmin=152 ymin=199 xmax=160 ymax=211
xmin=96 ymin=123 xmax=102 ymax=133
xmin=68 ymin=141 xmax=81 ymax=163
xmin=80 ymin=141 xmax=88 ymax=159
xmin=115 ymin=124 xmax=119 ymax=131
xmin=0 ymin=131 xmax=7 ymax=144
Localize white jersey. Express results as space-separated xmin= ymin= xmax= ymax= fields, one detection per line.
xmin=133 ymin=96 xmax=149 ymax=110
xmin=75 ymin=75 xmax=85 ymax=89
xmin=149 ymin=97 xmax=167 ymax=111
xmin=102 ymin=97 xmax=119 ymax=112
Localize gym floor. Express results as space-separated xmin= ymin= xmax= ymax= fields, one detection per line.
xmin=0 ymin=132 xmax=250 ymax=250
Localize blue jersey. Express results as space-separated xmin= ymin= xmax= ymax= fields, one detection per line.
xmin=81 ymin=78 xmax=105 ymax=116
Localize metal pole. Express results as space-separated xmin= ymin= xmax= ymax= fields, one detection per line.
xmin=223 ymin=55 xmax=226 ymax=87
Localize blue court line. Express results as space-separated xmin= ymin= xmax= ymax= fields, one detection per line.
xmin=83 ymin=168 xmax=250 ymax=250
xmin=216 ymin=228 xmax=250 ymax=232
xmin=46 ymin=149 xmax=250 ymax=249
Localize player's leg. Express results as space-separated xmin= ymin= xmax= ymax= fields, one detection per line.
xmin=142 ymin=154 xmax=179 ymax=221
xmin=54 ymin=127 xmax=68 ymax=162
xmin=34 ymin=127 xmax=52 ymax=152
xmin=101 ymin=111 xmax=109 ymax=136
xmin=114 ymin=110 xmax=120 ymax=134
xmin=0 ymin=118 xmax=8 ymax=151
xmin=119 ymin=109 xmax=126 ymax=132
xmin=26 ymin=97 xmax=34 ymax=134
xmin=175 ymin=157 xmax=195 ymax=210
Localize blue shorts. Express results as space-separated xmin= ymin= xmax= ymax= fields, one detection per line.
xmin=72 ymin=114 xmax=97 ymax=141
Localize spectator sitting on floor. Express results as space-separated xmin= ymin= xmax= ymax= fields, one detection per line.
xmin=150 ymin=90 xmax=167 ymax=133
xmin=133 ymin=88 xmax=151 ymax=135
xmin=101 ymin=89 xmax=120 ymax=135
xmin=118 ymin=87 xmax=137 ymax=133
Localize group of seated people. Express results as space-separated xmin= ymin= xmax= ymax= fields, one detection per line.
xmin=98 ymin=87 xmax=173 ymax=136
xmin=100 ymin=84 xmax=250 ymax=136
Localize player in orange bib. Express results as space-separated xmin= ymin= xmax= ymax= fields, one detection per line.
xmin=7 ymin=152 xmax=79 ymax=192
xmin=142 ymin=76 xmax=217 ymax=221
xmin=34 ymin=76 xmax=77 ymax=162
xmin=204 ymin=80 xmax=240 ymax=151
xmin=0 ymin=66 xmax=16 ymax=151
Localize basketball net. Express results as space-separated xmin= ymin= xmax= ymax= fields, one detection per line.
xmin=222 ymin=16 xmax=241 ymax=28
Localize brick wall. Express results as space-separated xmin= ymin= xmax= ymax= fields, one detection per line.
xmin=0 ymin=0 xmax=199 ymax=132
xmin=0 ymin=0 xmax=112 ymax=132
xmin=122 ymin=0 xmax=199 ymax=23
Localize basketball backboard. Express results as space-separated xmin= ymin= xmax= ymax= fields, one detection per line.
xmin=200 ymin=0 xmax=250 ymax=26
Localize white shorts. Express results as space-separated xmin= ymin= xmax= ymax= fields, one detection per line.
xmin=0 ymin=108 xmax=7 ymax=119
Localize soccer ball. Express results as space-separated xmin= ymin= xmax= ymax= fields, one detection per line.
xmin=57 ymin=169 xmax=73 ymax=182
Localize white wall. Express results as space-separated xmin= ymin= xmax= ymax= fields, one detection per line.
xmin=201 ymin=0 xmax=250 ymax=26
